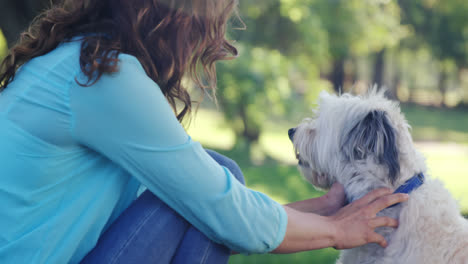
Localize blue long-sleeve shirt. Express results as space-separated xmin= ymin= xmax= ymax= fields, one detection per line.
xmin=0 ymin=38 xmax=287 ymax=263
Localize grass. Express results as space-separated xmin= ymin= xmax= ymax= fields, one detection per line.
xmin=230 ymin=248 xmax=339 ymax=264
xmin=187 ymin=104 xmax=468 ymax=264
xmin=403 ymin=104 xmax=468 ymax=144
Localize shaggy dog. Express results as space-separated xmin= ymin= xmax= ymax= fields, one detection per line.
xmin=289 ymin=90 xmax=468 ymax=264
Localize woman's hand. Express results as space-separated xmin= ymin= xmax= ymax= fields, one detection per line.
xmin=285 ymin=182 xmax=346 ymax=216
xmin=329 ymin=188 xmax=409 ymax=249
xmin=321 ymin=182 xmax=347 ymax=216
xmin=273 ymin=187 xmax=408 ymax=254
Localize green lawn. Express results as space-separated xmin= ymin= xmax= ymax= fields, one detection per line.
xmin=187 ymin=104 xmax=468 ymax=264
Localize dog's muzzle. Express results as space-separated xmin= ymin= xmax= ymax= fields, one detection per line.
xmin=288 ymin=128 xmax=296 ymax=141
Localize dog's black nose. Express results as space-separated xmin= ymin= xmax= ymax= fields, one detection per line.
xmin=288 ymin=128 xmax=296 ymax=141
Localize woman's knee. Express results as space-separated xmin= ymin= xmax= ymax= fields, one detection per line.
xmin=204 ymin=149 xmax=245 ymax=185
xmin=82 ymin=190 xmax=189 ymax=264
xmin=171 ymin=227 xmax=230 ymax=264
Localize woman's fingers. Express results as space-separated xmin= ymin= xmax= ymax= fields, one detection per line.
xmin=369 ymin=216 xmax=398 ymax=228
xmin=369 ymin=232 xmax=388 ymax=248
xmin=367 ymin=217 xmax=398 ymax=248
xmin=369 ymin=193 xmax=409 ymax=214
xmin=329 ymin=188 xmax=409 ymax=250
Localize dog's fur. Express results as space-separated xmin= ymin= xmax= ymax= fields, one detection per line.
xmin=290 ymin=89 xmax=468 ymax=264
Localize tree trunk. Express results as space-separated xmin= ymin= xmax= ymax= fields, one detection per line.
xmin=331 ymin=59 xmax=345 ymax=93
xmin=438 ymin=69 xmax=448 ymax=107
xmin=238 ymin=105 xmax=260 ymax=145
xmin=389 ymin=74 xmax=400 ymax=100
xmin=373 ymin=49 xmax=385 ymax=88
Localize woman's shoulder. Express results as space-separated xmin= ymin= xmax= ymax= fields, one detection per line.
xmin=113 ymin=53 xmax=148 ymax=79
xmin=19 ymin=39 xmax=83 ymax=80
xmin=21 ymin=38 xmax=145 ymax=79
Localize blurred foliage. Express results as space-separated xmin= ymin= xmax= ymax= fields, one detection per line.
xmin=399 ymin=0 xmax=468 ymax=66
xmin=213 ymin=0 xmax=468 ymax=146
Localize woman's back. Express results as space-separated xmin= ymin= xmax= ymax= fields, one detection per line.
xmin=0 ymin=37 xmax=289 ymax=263
xmin=0 ymin=39 xmax=140 ymax=263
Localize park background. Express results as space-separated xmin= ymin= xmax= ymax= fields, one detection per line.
xmin=0 ymin=0 xmax=467 ymax=263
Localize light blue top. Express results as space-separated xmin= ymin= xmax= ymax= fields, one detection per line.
xmin=0 ymin=38 xmax=287 ymax=263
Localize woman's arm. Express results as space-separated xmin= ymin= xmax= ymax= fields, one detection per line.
xmin=70 ymin=55 xmax=288 ymax=254
xmin=273 ymin=188 xmax=409 ymax=253
xmin=285 ymin=182 xmax=346 ymax=216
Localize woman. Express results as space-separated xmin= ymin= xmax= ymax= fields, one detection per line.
xmin=0 ymin=0 xmax=408 ymax=263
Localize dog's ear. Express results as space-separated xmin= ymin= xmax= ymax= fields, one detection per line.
xmin=342 ymin=110 xmax=400 ymax=183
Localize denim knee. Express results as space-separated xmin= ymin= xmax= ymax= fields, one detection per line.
xmin=205 ymin=149 xmax=245 ymax=185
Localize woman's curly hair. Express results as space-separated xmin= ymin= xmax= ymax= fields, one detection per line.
xmin=0 ymin=0 xmax=239 ymax=121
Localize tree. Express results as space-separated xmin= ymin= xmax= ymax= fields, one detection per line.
xmin=216 ymin=0 xmax=330 ymax=147
xmin=308 ymin=0 xmax=406 ymax=92
xmin=398 ymin=0 xmax=468 ymax=105
xmin=215 ymin=0 xmax=406 ymax=147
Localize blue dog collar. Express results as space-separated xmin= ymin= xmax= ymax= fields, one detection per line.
xmin=394 ymin=173 xmax=425 ymax=194
xmin=389 ymin=173 xmax=425 ymax=208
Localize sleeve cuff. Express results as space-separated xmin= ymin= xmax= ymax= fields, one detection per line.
xmin=268 ymin=202 xmax=288 ymax=253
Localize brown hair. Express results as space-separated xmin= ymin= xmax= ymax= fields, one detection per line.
xmin=0 ymin=0 xmax=239 ymax=121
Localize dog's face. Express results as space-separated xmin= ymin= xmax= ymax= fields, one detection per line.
xmin=288 ymin=117 xmax=335 ymax=190
xmin=289 ymin=90 xmax=418 ymax=195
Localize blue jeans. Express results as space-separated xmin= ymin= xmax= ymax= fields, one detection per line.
xmin=81 ymin=150 xmax=245 ymax=264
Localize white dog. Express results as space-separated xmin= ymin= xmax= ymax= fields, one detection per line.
xmin=289 ymin=89 xmax=468 ymax=264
